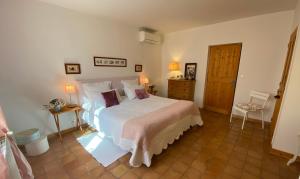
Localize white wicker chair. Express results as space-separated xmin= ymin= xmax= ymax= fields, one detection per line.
xmin=230 ymin=91 xmax=270 ymax=130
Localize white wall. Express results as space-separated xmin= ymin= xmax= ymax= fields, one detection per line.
xmin=161 ymin=11 xmax=294 ymax=122
xmin=0 ymin=0 xmax=161 ymax=134
xmin=272 ymin=0 xmax=300 ymax=155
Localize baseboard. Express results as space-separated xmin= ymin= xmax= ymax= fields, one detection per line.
xmin=203 ymin=106 xmax=228 ymax=114
xmin=270 ymin=147 xmax=300 ymax=162
xmin=47 ymin=123 xmax=89 ymax=141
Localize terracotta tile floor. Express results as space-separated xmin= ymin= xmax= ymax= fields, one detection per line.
xmin=27 ymin=110 xmax=300 ymax=179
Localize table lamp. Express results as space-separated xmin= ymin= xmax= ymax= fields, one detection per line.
xmin=65 ymin=83 xmax=76 ymax=107
xmin=168 ymin=62 xmax=180 ymax=78
xmin=141 ymin=77 xmax=149 ymax=86
xmin=140 ymin=77 xmax=149 ymax=92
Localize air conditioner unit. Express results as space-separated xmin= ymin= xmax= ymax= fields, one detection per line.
xmin=139 ymin=31 xmax=161 ymax=44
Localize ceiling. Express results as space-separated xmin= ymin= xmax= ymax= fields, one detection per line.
xmin=39 ymin=0 xmax=297 ymax=33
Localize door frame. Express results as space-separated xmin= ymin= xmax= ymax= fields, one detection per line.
xmin=271 ymin=27 xmax=298 ymax=138
xmin=203 ymin=42 xmax=243 ymax=114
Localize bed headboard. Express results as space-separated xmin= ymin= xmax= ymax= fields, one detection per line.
xmin=76 ymin=76 xmax=139 ymax=96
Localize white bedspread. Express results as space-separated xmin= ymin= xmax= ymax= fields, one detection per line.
xmin=82 ymin=95 xmax=203 ymax=167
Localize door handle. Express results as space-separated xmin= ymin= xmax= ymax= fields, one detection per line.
xmin=274 ymin=95 xmax=281 ymax=99
xmin=275 ymin=89 xmax=282 ymax=99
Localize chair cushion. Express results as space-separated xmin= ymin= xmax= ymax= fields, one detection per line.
xmin=236 ymin=103 xmax=263 ymax=111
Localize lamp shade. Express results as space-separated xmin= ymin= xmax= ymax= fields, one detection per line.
xmin=141 ymin=77 xmax=149 ymax=84
xmin=65 ymin=83 xmax=76 ymax=94
xmin=168 ymin=62 xmax=180 ymax=71
xmin=143 ymin=77 xmax=149 ymax=84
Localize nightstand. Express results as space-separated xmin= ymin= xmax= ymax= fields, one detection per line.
xmin=49 ymin=105 xmax=83 ymax=141
xmin=147 ymin=85 xmax=158 ymax=95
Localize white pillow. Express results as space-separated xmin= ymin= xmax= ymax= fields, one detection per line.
xmin=124 ymin=85 xmax=144 ymax=100
xmin=106 ymin=89 xmax=122 ymax=103
xmin=82 ymin=81 xmax=112 ymax=106
xmin=121 ymin=79 xmax=138 ymax=87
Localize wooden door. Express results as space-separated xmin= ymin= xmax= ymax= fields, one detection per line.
xmin=271 ymin=28 xmax=297 ymax=137
xmin=204 ymin=43 xmax=242 ymax=114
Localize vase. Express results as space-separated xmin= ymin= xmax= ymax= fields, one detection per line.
xmin=54 ymin=105 xmax=61 ymax=112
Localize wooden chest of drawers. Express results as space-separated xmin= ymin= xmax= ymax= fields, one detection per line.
xmin=168 ymin=79 xmax=195 ymax=101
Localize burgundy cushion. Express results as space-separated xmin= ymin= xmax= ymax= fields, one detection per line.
xmin=135 ymin=89 xmax=149 ymax=99
xmin=101 ymin=90 xmax=120 ymax=108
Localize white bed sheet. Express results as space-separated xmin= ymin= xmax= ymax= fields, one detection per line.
xmin=83 ymin=95 xmax=177 ymax=136
xmin=82 ymin=95 xmax=203 ymax=167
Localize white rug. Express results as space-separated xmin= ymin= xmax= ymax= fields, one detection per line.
xmin=77 ymin=132 xmax=128 ymax=167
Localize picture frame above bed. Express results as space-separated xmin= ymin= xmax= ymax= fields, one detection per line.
xmin=94 ymin=56 xmax=127 ymax=67
xmin=64 ymin=63 xmax=81 ymax=74
xmin=135 ymin=64 xmax=142 ymax=72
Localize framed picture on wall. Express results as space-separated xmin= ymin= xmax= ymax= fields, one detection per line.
xmin=184 ymin=63 xmax=197 ymax=80
xmin=135 ymin=64 xmax=142 ymax=72
xmin=64 ymin=63 xmax=81 ymax=74
xmin=94 ymin=56 xmax=127 ymax=67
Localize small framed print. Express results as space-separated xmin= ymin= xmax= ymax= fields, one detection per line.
xmin=64 ymin=63 xmax=81 ymax=74
xmin=135 ymin=64 xmax=142 ymax=72
xmin=184 ymin=63 xmax=197 ymax=80
xmin=94 ymin=56 xmax=127 ymax=67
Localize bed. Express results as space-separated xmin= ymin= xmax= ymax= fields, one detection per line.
xmin=77 ymin=76 xmax=203 ymax=167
